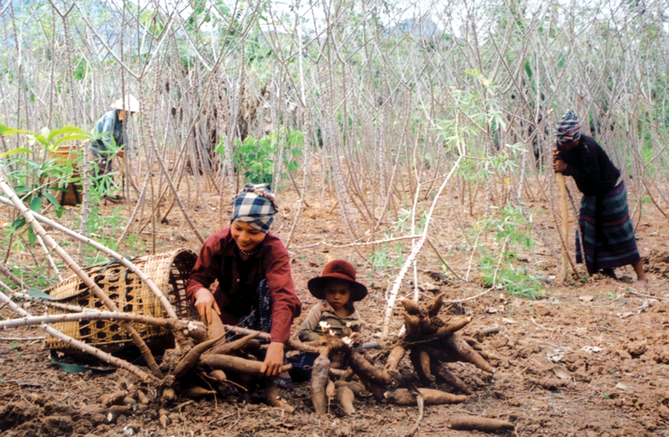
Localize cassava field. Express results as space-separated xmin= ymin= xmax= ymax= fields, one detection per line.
xmin=2 ymin=0 xmax=669 ymax=436
xmin=1 ymin=177 xmax=669 ymax=436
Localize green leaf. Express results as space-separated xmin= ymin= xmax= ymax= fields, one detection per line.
xmin=28 ymin=228 xmax=36 ymax=246
xmin=524 ymin=60 xmax=533 ymax=79
xmin=53 ymin=134 xmax=90 ymax=149
xmin=0 ymin=147 xmax=33 ymax=158
xmin=14 ymin=185 xmax=32 ymax=195
xmin=43 ymin=192 xmax=59 ymax=207
xmin=32 ymin=134 xmax=49 ymax=147
xmin=47 ymin=126 xmax=91 ymax=140
xmin=29 ymin=196 xmax=43 ymax=213
xmin=0 ymin=125 xmax=30 ymax=136
xmin=10 ymin=216 xmax=26 ymax=231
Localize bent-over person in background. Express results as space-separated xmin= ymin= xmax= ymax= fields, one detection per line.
xmin=552 ymin=110 xmax=647 ymax=287
xmin=89 ymin=94 xmax=139 ymax=201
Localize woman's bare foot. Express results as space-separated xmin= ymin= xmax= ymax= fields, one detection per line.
xmin=632 ymin=260 xmax=647 ymax=287
xmin=632 ymin=279 xmax=648 ymax=288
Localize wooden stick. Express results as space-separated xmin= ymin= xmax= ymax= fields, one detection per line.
xmin=556 ymin=172 xmax=569 ymax=281
xmin=0 ymin=195 xmax=180 ymax=321
xmin=0 ymin=311 xmax=191 ymax=330
xmin=381 ymin=155 xmax=464 ymax=338
xmin=0 ymin=260 xmax=24 ymax=288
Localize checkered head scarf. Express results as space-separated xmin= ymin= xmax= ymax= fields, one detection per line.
xmin=231 ymin=184 xmax=277 ymax=233
xmin=554 ymin=110 xmax=582 ymax=145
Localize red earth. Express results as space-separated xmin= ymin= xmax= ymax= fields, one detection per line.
xmin=1 ymin=175 xmax=668 ymax=436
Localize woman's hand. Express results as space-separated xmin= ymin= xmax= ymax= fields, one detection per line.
xmin=553 ymin=150 xmax=567 ymax=173
xmin=260 ymin=342 xmax=285 ymax=377
xmin=193 ymin=288 xmax=221 ymax=325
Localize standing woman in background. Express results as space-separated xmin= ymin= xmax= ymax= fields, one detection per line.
xmin=552 ymin=110 xmax=647 ymax=286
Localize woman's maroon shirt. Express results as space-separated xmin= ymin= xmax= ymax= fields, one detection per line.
xmin=186 ymin=228 xmax=301 ymax=343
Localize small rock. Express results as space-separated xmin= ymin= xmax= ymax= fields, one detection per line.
xmin=625 ymin=340 xmax=648 ymax=356
xmin=613 ymin=349 xmax=632 ymax=360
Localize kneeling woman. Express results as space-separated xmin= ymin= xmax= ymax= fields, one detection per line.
xmin=186 ymin=184 xmax=302 ymax=377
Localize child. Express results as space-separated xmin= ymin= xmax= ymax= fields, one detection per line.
xmin=298 ymin=260 xmax=367 ymax=342
xmin=290 ymin=260 xmax=366 ymax=382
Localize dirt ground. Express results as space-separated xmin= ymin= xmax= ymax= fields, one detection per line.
xmin=1 ymin=176 xmax=669 ymax=436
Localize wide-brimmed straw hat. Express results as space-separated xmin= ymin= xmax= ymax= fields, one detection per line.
xmin=307 ymin=260 xmax=368 ymax=302
xmin=111 ymin=94 xmax=140 ymax=113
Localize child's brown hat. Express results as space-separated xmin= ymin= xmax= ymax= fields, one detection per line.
xmin=308 ymin=260 xmax=368 ymax=302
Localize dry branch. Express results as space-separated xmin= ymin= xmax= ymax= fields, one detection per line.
xmin=382 ymin=155 xmax=463 ymax=338
xmin=0 ymin=311 xmax=192 ymax=330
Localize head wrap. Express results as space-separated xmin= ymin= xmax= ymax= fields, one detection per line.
xmin=554 ymin=110 xmax=582 ymax=145
xmin=231 ymin=183 xmax=277 ymax=233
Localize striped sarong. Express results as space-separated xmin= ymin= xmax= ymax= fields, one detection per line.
xmin=576 ymin=181 xmax=640 ymax=275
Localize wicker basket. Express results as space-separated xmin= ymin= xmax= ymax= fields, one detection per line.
xmin=49 ymin=143 xmax=83 ymax=206
xmin=45 ymin=248 xmax=198 ymax=355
